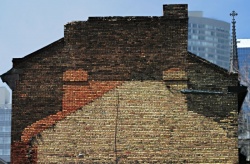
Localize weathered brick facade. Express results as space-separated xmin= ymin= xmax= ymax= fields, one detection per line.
xmin=1 ymin=4 xmax=246 ymax=163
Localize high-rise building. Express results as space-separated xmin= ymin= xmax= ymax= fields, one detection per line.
xmin=237 ymin=39 xmax=250 ymax=111
xmin=238 ymin=39 xmax=250 ymax=72
xmin=0 ymin=87 xmax=11 ymax=163
xmin=188 ymin=11 xmax=231 ymax=70
xmin=237 ymin=39 xmax=250 ymax=161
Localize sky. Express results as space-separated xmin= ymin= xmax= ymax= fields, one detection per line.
xmin=0 ymin=0 xmax=250 ymax=89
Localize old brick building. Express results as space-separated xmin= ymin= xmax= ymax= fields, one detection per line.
xmin=1 ymin=4 xmax=247 ymax=163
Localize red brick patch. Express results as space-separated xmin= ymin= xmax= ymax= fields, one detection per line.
xmin=18 ymin=78 xmax=122 ymax=163
xmin=21 ymin=81 xmax=122 ymax=143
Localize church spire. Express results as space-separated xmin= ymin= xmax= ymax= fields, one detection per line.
xmin=229 ymin=11 xmax=239 ymax=73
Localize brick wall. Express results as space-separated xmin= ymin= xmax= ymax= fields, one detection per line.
xmin=35 ymin=81 xmax=238 ymax=163
xmin=10 ymin=39 xmax=65 ymax=163
xmin=11 ymin=39 xmax=65 ymax=142
xmin=1 ymin=4 xmax=242 ymax=163
xmin=10 ymin=3 xmax=187 ymax=145
xmin=63 ymin=13 xmax=188 ymax=81
xmin=186 ymin=53 xmax=238 ymax=135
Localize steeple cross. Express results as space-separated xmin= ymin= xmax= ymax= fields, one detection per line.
xmin=229 ymin=10 xmax=239 ymax=74
xmin=230 ymin=11 xmax=238 ymax=20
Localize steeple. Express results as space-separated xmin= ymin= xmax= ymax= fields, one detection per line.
xmin=229 ymin=11 xmax=239 ymax=74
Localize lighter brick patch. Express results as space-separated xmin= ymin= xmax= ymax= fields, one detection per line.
xmin=36 ymin=81 xmax=236 ymax=163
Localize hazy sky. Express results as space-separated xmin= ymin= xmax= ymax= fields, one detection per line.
xmin=1 ymin=0 xmax=250 ymax=88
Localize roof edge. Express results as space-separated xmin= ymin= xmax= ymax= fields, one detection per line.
xmin=187 ymin=51 xmax=237 ymax=77
xmin=12 ymin=38 xmax=64 ymax=67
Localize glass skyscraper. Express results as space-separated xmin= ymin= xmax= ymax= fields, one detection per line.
xmin=188 ymin=11 xmax=231 ymax=70
xmin=238 ymin=39 xmax=250 ymax=72
xmin=238 ymin=39 xmax=250 ymax=161
xmin=0 ymin=87 xmax=11 ymax=163
xmin=238 ymin=39 xmax=250 ymax=111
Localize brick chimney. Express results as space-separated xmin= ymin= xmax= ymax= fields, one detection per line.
xmin=163 ymin=4 xmax=188 ymax=18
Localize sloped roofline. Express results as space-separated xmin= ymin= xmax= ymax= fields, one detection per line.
xmin=0 ymin=38 xmax=64 ymax=90
xmin=12 ymin=38 xmax=64 ymax=67
xmin=187 ymin=51 xmax=238 ymax=78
